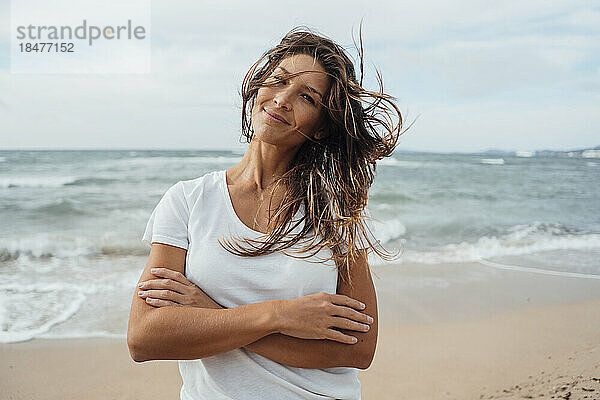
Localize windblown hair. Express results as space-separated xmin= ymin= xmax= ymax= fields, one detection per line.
xmin=220 ymin=25 xmax=406 ymax=287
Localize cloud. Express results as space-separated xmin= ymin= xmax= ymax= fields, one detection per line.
xmin=398 ymin=101 xmax=600 ymax=152
xmin=1 ymin=0 xmax=598 ymax=151
xmin=383 ymin=33 xmax=598 ymax=99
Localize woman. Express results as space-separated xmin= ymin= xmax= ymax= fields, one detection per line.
xmin=127 ymin=26 xmax=402 ymax=400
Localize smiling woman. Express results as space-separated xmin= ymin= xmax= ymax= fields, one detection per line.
xmin=248 ymin=54 xmax=330 ymax=155
xmin=127 ymin=25 xmax=403 ymax=400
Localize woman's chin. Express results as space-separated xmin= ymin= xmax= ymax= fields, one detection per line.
xmin=253 ymin=130 xmax=291 ymax=146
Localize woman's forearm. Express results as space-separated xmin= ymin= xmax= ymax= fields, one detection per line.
xmin=128 ymin=300 xmax=278 ymax=362
xmin=185 ymin=287 xmax=369 ymax=369
xmin=244 ymin=333 xmax=366 ymax=368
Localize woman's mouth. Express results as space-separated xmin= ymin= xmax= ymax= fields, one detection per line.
xmin=263 ymin=108 xmax=290 ymax=125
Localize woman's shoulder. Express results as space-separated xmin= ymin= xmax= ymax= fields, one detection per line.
xmin=176 ymin=169 xmax=224 ymax=203
xmin=179 ymin=169 xmax=222 ymax=188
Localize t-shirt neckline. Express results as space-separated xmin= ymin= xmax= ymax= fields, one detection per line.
xmin=219 ymin=169 xmax=305 ymax=238
xmin=220 ymin=169 xmax=269 ymax=236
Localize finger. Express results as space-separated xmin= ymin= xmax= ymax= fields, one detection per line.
xmin=151 ymin=267 xmax=193 ymax=286
xmin=330 ymin=316 xmax=370 ymax=332
xmin=139 ymin=289 xmax=185 ymax=304
xmin=325 ymin=329 xmax=358 ymax=344
xmin=145 ymin=297 xmax=180 ymax=307
xmin=139 ymin=278 xmax=189 ymax=294
xmin=331 ymin=305 xmax=374 ymax=324
xmin=329 ymin=294 xmax=365 ymax=310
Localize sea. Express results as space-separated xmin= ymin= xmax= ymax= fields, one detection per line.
xmin=1 ymin=150 xmax=599 ymax=343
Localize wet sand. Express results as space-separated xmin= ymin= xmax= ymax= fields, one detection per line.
xmin=2 ymin=261 xmax=599 ymax=399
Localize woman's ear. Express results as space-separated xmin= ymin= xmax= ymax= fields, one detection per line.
xmin=314 ymin=125 xmax=330 ymax=140
xmin=313 ymin=115 xmax=329 ymax=140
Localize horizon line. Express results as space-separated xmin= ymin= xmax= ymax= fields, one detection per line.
xmin=0 ymin=145 xmax=598 ymax=154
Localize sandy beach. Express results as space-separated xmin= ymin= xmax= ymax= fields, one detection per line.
xmin=2 ymin=261 xmax=600 ymax=399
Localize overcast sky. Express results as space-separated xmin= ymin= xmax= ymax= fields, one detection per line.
xmin=1 ymin=0 xmax=598 ymax=153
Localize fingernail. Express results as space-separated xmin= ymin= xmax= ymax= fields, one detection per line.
xmin=351 ymin=337 xmax=358 ymax=343
xmin=359 ymin=302 xmax=366 ymax=309
xmin=367 ymin=316 xmax=374 ymax=323
xmin=138 ymin=283 xmax=144 ymax=288
xmin=151 ymin=268 xmax=158 ymax=273
xmin=138 ymin=291 xmax=144 ymax=296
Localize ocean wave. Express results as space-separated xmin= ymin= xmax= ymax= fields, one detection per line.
xmin=0 ymin=176 xmax=77 ymax=188
xmin=479 ymin=158 xmax=505 ymax=165
xmin=37 ymin=331 xmax=126 ymax=340
xmin=372 ymin=190 xmax=497 ymax=202
xmin=371 ymin=218 xmax=406 ymax=244
xmin=32 ymin=198 xmax=87 ymax=216
xmin=100 ymin=245 xmax=148 ymax=257
xmin=11 ymin=200 xmax=150 ymax=220
xmin=428 ymin=190 xmax=498 ymax=201
xmin=0 ymin=281 xmax=101 ymax=294
xmin=6 ymin=197 xmax=113 ymax=218
xmin=388 ymin=222 xmax=600 ymax=265
xmin=0 ymin=290 xmax=87 ymax=343
xmin=370 ymin=192 xmax=415 ymax=203
xmin=0 ymin=236 xmax=147 ymax=261
xmin=0 ymin=264 xmax=142 ymax=343
xmin=113 ymin=156 xmax=242 ymax=168
xmin=108 ymin=208 xmax=153 ymax=220
xmin=0 ymin=176 xmax=118 ymax=189
xmin=378 ymin=159 xmax=445 ymax=168
xmin=65 ymin=177 xmax=117 ymax=186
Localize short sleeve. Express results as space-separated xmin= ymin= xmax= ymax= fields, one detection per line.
xmin=142 ymin=181 xmax=189 ymax=250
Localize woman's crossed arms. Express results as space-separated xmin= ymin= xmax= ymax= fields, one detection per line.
xmin=127 ymin=243 xmax=378 ymax=369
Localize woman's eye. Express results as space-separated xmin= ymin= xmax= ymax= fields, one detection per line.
xmin=268 ymin=75 xmax=315 ymax=105
xmin=302 ymin=94 xmax=315 ymax=104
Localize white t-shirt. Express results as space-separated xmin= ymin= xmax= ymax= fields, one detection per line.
xmin=142 ymin=169 xmax=362 ymax=400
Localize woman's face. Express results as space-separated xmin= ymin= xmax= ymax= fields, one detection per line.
xmin=251 ymin=53 xmax=330 ymax=151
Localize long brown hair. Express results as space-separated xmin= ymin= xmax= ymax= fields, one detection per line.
xmin=220 ymin=25 xmax=406 ymax=287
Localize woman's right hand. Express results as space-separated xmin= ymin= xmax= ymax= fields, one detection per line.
xmin=272 ymin=293 xmax=374 ymax=344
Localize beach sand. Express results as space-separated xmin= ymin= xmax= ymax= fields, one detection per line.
xmin=2 ymin=261 xmax=600 ymax=399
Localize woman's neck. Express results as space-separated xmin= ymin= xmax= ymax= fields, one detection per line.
xmin=228 ymin=139 xmax=298 ymax=190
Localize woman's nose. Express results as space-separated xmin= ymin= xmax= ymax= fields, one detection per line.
xmin=273 ymin=91 xmax=291 ymax=111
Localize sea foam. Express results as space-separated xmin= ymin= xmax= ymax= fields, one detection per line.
xmin=380 ymin=222 xmax=600 ymax=265
xmin=0 ymin=176 xmax=78 ymax=188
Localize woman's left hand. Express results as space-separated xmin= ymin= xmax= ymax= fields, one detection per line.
xmin=137 ymin=267 xmax=207 ymax=308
